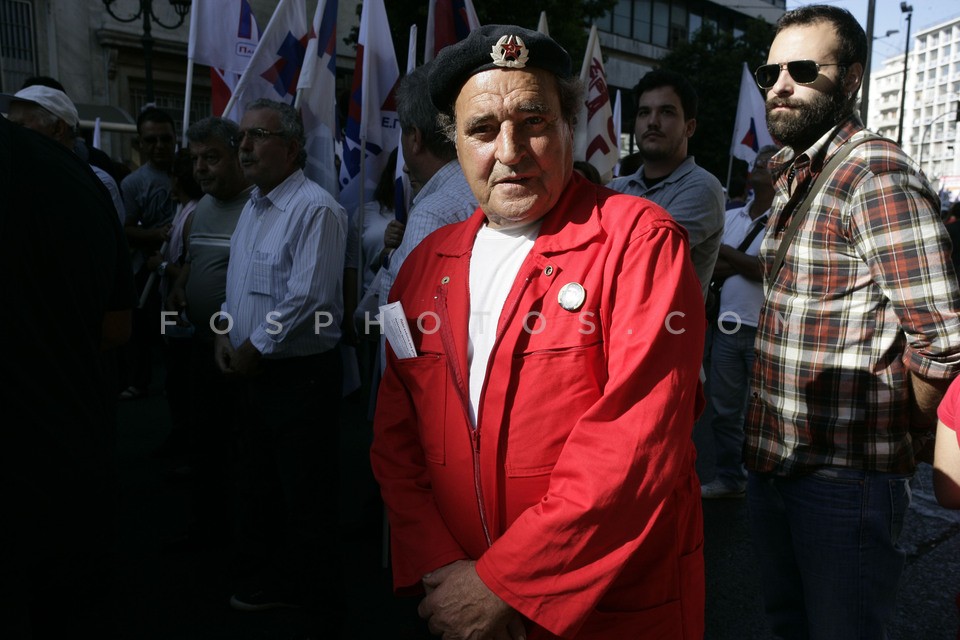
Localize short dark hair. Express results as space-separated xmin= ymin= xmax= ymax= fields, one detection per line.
xmin=172 ymin=148 xmax=204 ymax=201
xmin=775 ymin=4 xmax=867 ymax=69
xmin=137 ymin=106 xmax=175 ymax=134
xmin=187 ymin=116 xmax=240 ymax=151
xmin=245 ymin=99 xmax=307 ymax=168
xmin=21 ymin=76 xmax=66 ymax=93
xmin=374 ymin=147 xmax=398 ymax=209
xmin=573 ymin=160 xmax=602 ymax=185
xmin=396 ymin=64 xmax=456 ymax=161
xmin=634 ymin=69 xmax=698 ymax=121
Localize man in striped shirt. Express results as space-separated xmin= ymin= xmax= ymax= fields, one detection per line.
xmin=214 ymin=99 xmax=347 ymax=622
xmin=371 ymin=63 xmax=477 ymax=372
xmin=375 ymin=63 xmax=478 ymax=312
xmin=746 ymin=6 xmax=960 ymax=638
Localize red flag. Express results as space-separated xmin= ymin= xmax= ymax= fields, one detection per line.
xmin=424 ymin=0 xmax=480 ymax=63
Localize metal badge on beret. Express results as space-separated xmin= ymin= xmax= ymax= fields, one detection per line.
xmin=427 ymin=24 xmax=574 ymax=113
xmin=558 ymin=282 xmax=586 ymax=312
xmin=490 ymin=35 xmax=529 ymax=68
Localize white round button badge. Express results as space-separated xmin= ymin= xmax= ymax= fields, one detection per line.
xmin=557 ymin=282 xmax=586 ymax=311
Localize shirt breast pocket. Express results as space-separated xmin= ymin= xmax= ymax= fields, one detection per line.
xmin=393 ymin=353 xmax=448 ymax=465
xmin=250 ymin=251 xmax=278 ymax=297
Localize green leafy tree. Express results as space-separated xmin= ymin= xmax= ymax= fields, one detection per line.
xmin=654 ymin=18 xmax=775 ymax=184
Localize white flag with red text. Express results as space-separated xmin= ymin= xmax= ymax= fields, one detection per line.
xmin=424 ymin=0 xmax=480 ymax=63
xmin=338 ymin=0 xmax=400 ymax=216
xmin=730 ymin=62 xmax=775 ymax=165
xmin=187 ymin=0 xmax=260 ymax=120
xmin=222 ymin=0 xmax=309 ymax=119
xmin=574 ymin=25 xmax=618 ymax=182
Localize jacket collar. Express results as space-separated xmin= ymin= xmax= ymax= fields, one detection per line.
xmin=432 ymin=172 xmax=603 ymax=258
xmin=249 ymin=168 xmax=305 ymax=212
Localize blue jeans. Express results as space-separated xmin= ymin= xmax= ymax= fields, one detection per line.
xmin=706 ymin=321 xmax=756 ymax=484
xmin=747 ymin=468 xmax=912 ymax=640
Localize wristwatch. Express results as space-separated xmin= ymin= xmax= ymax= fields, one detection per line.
xmin=157 ymin=261 xmax=169 ymax=276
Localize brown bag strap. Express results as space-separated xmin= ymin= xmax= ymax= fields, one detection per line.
xmin=770 ymin=133 xmax=882 ymax=280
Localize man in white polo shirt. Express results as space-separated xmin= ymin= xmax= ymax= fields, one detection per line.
xmin=700 ymin=144 xmax=778 ymax=498
xmin=7 ymin=85 xmax=125 ymax=223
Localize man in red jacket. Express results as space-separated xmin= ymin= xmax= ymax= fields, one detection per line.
xmin=371 ymin=24 xmax=706 ymax=639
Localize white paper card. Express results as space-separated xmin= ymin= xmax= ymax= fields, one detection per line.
xmin=379 ymin=301 xmax=418 ymax=359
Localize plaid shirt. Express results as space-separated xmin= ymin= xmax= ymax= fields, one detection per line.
xmin=745 ymin=114 xmax=960 ymax=475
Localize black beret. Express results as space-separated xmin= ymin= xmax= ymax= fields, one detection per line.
xmin=429 ymin=24 xmax=573 ymax=113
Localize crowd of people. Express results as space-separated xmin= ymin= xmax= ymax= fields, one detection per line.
xmin=4 ymin=4 xmax=960 ymax=639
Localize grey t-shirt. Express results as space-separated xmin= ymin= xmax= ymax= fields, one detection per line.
xmin=121 ymin=163 xmax=175 ymax=229
xmin=184 ymin=188 xmax=251 ymax=339
xmin=608 ymin=155 xmax=725 ymax=299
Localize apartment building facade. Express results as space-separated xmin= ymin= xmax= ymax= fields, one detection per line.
xmin=867 ymin=13 xmax=960 ymax=201
xmin=1 ymin=0 xmax=784 ymax=163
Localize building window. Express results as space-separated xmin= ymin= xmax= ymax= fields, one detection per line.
xmin=652 ymin=0 xmax=669 ymax=47
xmin=600 ymin=0 xmax=747 ymax=47
xmin=129 ymin=84 xmax=211 ymax=140
xmin=669 ymin=2 xmax=688 ymax=47
xmin=634 ymin=0 xmax=652 ymax=43
xmin=613 ymin=0 xmax=632 ymax=37
xmin=0 ymin=0 xmax=36 ymax=93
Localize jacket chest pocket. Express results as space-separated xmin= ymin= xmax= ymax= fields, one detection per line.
xmin=503 ymin=309 xmax=605 ymax=476
xmin=513 ymin=307 xmax=603 ymax=355
xmin=393 ymin=353 xmax=448 ymax=465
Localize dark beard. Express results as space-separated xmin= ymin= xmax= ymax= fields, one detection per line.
xmin=639 ymin=134 xmax=681 ymax=163
xmin=766 ymin=83 xmax=850 ymax=151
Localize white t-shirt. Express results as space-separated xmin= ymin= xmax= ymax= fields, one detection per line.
xmin=467 ymin=220 xmax=541 ymax=426
xmin=718 ymin=204 xmax=769 ymax=328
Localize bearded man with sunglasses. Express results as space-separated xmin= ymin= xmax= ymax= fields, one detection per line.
xmin=745 ymin=6 xmax=960 ymax=639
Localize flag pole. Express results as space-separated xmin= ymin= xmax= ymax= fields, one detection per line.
xmin=725 ymin=155 xmax=734 ymax=195
xmin=393 ymin=23 xmax=417 ymax=223
xmin=181 ymin=0 xmax=200 ymax=147
xmin=221 ymin=0 xmax=293 ymax=120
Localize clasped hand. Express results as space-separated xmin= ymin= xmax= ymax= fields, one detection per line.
xmin=418 ymin=560 xmax=526 ymax=640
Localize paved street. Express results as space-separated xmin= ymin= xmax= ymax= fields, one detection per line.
xmin=112 ymin=372 xmax=960 ymax=639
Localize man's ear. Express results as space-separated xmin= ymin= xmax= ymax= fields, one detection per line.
xmin=844 ymin=62 xmax=864 ymax=95
xmin=410 ymin=127 xmax=424 ymax=155
xmin=685 ymin=118 xmax=697 ymax=139
xmin=53 ymin=119 xmax=72 ymax=145
xmin=286 ymin=138 xmax=303 ymax=166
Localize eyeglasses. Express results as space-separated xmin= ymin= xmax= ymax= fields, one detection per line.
xmin=235 ymin=128 xmax=286 ymax=144
xmin=754 ymin=60 xmax=847 ymax=89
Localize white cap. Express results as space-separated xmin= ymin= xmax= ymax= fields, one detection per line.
xmin=12 ymin=85 xmax=79 ymax=127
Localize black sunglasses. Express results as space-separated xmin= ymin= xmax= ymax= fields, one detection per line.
xmin=754 ymin=60 xmax=847 ymax=89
